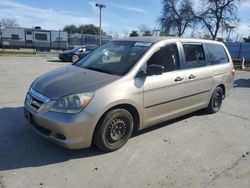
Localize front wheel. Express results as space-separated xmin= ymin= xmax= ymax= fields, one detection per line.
xmin=94 ymin=109 xmax=134 ymax=152
xmin=72 ymin=54 xmax=79 ymax=63
xmin=207 ymin=87 xmax=224 ymax=114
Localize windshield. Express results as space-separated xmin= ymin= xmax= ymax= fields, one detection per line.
xmin=74 ymin=41 xmax=152 ymax=76
xmin=71 ymin=47 xmax=84 ymax=52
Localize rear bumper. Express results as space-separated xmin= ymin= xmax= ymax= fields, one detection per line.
xmin=24 ymin=106 xmax=95 ymax=149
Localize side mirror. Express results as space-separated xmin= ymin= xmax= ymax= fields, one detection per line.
xmin=147 ymin=64 xmax=164 ymax=76
xmin=135 ymin=70 xmax=146 ymax=78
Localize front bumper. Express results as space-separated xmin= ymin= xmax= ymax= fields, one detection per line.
xmin=24 ymin=104 xmax=95 ymax=149
xmin=58 ymin=54 xmax=70 ymax=61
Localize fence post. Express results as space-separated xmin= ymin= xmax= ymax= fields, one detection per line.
xmin=237 ymin=42 xmax=242 ymax=59
xmin=241 ymin=57 xmax=246 ymax=70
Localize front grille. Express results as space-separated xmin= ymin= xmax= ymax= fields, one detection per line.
xmin=25 ymin=88 xmax=49 ymax=112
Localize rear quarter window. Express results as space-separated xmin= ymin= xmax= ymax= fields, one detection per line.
xmin=206 ymin=43 xmax=229 ymax=65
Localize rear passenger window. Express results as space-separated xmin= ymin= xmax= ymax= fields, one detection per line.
xmin=206 ymin=43 xmax=229 ymax=65
xmin=147 ymin=44 xmax=180 ymax=72
xmin=182 ymin=44 xmax=206 ymax=68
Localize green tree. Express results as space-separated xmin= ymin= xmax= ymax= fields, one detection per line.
xmin=78 ymin=24 xmax=105 ymax=35
xmin=63 ymin=24 xmax=78 ymax=34
xmin=243 ymin=36 xmax=250 ymax=42
xmin=138 ymin=25 xmax=153 ymax=36
xmin=63 ymin=24 xmax=105 ymax=35
xmin=143 ymin=31 xmax=153 ymax=36
xmin=129 ymin=30 xmax=139 ymax=37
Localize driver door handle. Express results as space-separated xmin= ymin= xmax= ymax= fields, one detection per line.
xmin=175 ymin=77 xmax=184 ymax=82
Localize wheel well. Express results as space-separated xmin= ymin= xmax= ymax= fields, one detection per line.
xmin=105 ymin=104 xmax=140 ymax=132
xmin=92 ymin=104 xmax=140 ymax=145
xmin=218 ymin=84 xmax=225 ymax=97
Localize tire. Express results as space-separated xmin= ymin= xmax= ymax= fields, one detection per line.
xmin=72 ymin=54 xmax=79 ymax=63
xmin=94 ymin=109 xmax=134 ymax=152
xmin=207 ymin=87 xmax=224 ymax=114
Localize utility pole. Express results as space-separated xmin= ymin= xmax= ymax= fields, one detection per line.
xmin=95 ymin=3 xmax=106 ymax=46
xmin=32 ymin=26 xmax=35 ymax=53
xmin=0 ymin=28 xmax=3 ymax=53
xmin=225 ymin=24 xmax=235 ymax=42
xmin=58 ymin=29 xmax=60 ymax=51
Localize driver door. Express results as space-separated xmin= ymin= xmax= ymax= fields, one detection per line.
xmin=143 ymin=43 xmax=187 ymax=128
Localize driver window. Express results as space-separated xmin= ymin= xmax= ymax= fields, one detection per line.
xmin=147 ymin=43 xmax=179 ymax=72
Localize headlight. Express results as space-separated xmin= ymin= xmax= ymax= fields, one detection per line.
xmin=50 ymin=92 xmax=94 ymax=113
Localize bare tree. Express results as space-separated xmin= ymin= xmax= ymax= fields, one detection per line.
xmin=194 ymin=0 xmax=242 ymax=40
xmin=159 ymin=0 xmax=195 ymax=37
xmin=234 ymin=33 xmax=243 ymax=42
xmin=202 ymin=34 xmax=212 ymax=39
xmin=120 ymin=29 xmax=129 ymax=38
xmin=0 ymin=18 xmax=19 ymax=27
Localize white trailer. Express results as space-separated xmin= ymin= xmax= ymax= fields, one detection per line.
xmin=1 ymin=27 xmax=68 ymax=51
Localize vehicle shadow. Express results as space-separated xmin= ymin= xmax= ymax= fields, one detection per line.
xmin=133 ymin=109 xmax=207 ymax=137
xmin=234 ymin=79 xmax=250 ymax=88
xmin=0 ymin=106 xmax=207 ymax=171
xmin=47 ymin=59 xmax=70 ymax=63
xmin=0 ymin=107 xmax=102 ymax=171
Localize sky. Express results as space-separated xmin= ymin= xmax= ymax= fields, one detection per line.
xmin=0 ymin=0 xmax=249 ymax=38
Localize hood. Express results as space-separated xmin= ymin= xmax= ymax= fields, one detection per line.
xmin=60 ymin=49 xmax=73 ymax=54
xmin=32 ymin=65 xmax=119 ymax=99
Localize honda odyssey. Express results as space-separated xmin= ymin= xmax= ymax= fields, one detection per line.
xmin=24 ymin=37 xmax=235 ymax=152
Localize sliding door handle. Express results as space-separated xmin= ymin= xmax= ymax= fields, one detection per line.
xmin=175 ymin=77 xmax=184 ymax=82
xmin=188 ymin=74 xmax=196 ymax=79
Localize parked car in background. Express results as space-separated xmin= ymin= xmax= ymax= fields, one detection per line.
xmin=24 ymin=37 xmax=234 ymax=152
xmin=59 ymin=45 xmax=98 ymax=62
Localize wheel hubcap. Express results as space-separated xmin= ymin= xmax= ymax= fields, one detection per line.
xmin=72 ymin=55 xmax=78 ymax=62
xmin=106 ymin=118 xmax=127 ymax=144
xmin=213 ymin=91 xmax=222 ymax=107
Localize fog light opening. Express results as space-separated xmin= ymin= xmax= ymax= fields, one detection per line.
xmin=55 ymin=133 xmax=66 ymax=140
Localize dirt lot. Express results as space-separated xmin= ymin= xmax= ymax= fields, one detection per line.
xmin=0 ymin=56 xmax=250 ymax=188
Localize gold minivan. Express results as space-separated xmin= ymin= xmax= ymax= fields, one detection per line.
xmin=24 ymin=37 xmax=235 ymax=152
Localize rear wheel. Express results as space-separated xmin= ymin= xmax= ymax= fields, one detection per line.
xmin=207 ymin=87 xmax=224 ymax=113
xmin=94 ymin=109 xmax=134 ymax=152
xmin=72 ymin=54 xmax=79 ymax=63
